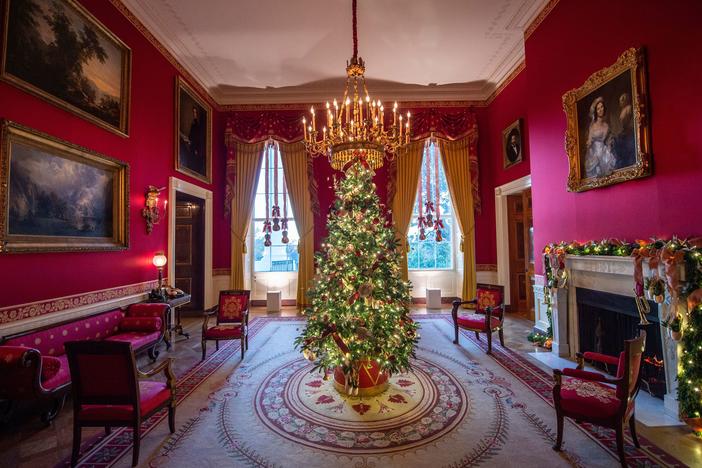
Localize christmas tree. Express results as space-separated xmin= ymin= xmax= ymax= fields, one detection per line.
xmin=295 ymin=152 xmax=418 ymax=394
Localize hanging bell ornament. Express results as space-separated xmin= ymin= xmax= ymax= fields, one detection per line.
xmin=282 ymin=230 xmax=289 ymax=244
xmin=272 ymin=217 xmax=280 ymax=231
xmin=264 ymin=232 xmax=272 ymax=247
xmin=436 ymin=229 xmax=443 ymax=242
xmin=419 ymin=228 xmax=427 ymax=241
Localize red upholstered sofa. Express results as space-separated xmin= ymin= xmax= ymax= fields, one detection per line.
xmin=0 ymin=303 xmax=169 ymax=423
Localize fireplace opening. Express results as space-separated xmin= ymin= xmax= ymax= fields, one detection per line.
xmin=576 ymin=288 xmax=665 ymax=399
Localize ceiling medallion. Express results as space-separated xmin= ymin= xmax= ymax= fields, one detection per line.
xmin=302 ymin=0 xmax=411 ymax=170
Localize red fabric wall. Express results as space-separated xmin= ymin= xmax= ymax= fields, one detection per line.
xmin=0 ymin=0 xmax=227 ymax=308
xmin=527 ymin=0 xmax=702 ymax=274
xmin=474 ymin=72 xmax=531 ymax=266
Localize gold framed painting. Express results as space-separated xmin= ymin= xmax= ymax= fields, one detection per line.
xmin=0 ymin=121 xmax=129 ymax=253
xmin=1 ymin=0 xmax=131 ymax=136
xmin=502 ymin=119 xmax=523 ymax=169
xmin=175 ymin=76 xmax=212 ymax=183
xmin=562 ymin=47 xmax=651 ymax=192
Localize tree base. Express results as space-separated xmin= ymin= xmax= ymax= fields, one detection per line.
xmin=333 ymin=360 xmax=389 ymax=397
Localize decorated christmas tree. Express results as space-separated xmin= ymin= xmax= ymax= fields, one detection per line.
xmin=295 ymin=152 xmax=418 ymax=395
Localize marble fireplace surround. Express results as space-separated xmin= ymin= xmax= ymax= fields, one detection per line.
xmin=549 ymin=255 xmax=680 ymax=417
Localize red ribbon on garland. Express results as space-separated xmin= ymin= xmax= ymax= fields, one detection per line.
xmin=434 ymin=144 xmax=442 ymax=242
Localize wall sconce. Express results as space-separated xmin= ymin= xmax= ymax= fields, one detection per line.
xmin=142 ymin=185 xmax=165 ymax=234
xmin=152 ymin=252 xmax=167 ymax=290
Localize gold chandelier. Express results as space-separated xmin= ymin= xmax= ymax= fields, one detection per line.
xmin=302 ymin=0 xmax=410 ymax=170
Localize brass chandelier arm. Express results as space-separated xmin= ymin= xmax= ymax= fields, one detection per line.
xmin=301 ymin=0 xmax=410 ymax=170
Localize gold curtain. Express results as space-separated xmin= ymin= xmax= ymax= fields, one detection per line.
xmin=390 ymin=140 xmax=426 ymax=281
xmin=230 ymin=141 xmax=265 ymax=289
xmin=439 ymin=138 xmax=477 ymax=300
xmin=279 ymin=142 xmax=315 ymax=307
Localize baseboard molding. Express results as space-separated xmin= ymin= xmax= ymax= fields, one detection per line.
xmin=251 ymin=299 xmax=297 ymax=307
xmin=0 ymin=280 xmax=159 ymax=338
xmin=411 ymin=297 xmax=459 ymax=305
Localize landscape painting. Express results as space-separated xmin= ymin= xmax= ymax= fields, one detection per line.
xmin=175 ymin=76 xmax=211 ymax=183
xmin=1 ymin=0 xmax=131 ymax=135
xmin=0 ymin=121 xmax=128 ymax=253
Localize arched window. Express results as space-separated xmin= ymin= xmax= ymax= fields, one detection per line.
xmin=407 ymin=140 xmax=454 ymax=270
xmin=252 ymin=142 xmax=299 ymax=272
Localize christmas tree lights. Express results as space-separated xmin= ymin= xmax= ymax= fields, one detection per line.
xmin=295 ymin=152 xmax=418 ymax=395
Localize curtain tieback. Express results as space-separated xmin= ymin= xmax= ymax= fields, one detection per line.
xmin=231 ymin=230 xmax=248 ymax=254
xmin=297 ymin=226 xmax=315 ymax=252
xmin=460 ymin=235 xmax=465 ymax=252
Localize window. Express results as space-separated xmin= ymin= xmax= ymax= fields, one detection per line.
xmin=407 ymin=141 xmax=454 ymax=270
xmin=253 ymin=143 xmax=299 ymax=272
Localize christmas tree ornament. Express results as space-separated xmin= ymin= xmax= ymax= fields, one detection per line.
xmin=295 ymin=151 xmax=418 ymax=397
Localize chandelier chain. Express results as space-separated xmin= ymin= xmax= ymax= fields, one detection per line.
xmin=352 ymin=0 xmax=358 ymax=60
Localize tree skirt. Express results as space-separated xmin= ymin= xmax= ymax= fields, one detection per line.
xmin=64 ymin=316 xmax=683 ymax=467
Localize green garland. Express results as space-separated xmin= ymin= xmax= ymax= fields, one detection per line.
xmin=542 ymin=237 xmax=702 ymax=424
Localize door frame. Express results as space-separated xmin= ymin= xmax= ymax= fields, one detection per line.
xmin=495 ymin=175 xmax=531 ymax=306
xmin=168 ymin=176 xmax=214 ymax=310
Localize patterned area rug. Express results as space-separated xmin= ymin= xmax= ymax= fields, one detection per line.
xmin=64 ymin=316 xmax=684 ymax=467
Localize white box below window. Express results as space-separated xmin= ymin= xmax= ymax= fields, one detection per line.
xmin=267 ymin=291 xmax=282 ymax=312
xmin=426 ymin=288 xmax=442 ymax=309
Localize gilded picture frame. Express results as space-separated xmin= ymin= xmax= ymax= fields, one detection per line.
xmin=0 ymin=121 xmax=129 ymax=253
xmin=502 ymin=119 xmax=523 ymax=169
xmin=562 ymin=47 xmax=651 ymax=192
xmin=1 ymin=0 xmax=131 ymax=137
xmin=175 ymin=76 xmax=212 ymax=184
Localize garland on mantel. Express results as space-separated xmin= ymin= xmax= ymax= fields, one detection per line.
xmin=542 ymin=237 xmax=702 ymax=425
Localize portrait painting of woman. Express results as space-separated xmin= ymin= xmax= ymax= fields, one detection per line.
xmin=563 ymin=48 xmax=651 ymax=192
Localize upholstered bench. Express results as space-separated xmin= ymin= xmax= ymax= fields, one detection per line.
xmin=0 ymin=302 xmax=169 ymax=423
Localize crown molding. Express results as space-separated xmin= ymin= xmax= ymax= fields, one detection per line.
xmin=116 ymin=0 xmax=556 ymax=110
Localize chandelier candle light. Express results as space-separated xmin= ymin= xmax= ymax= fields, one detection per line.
xmin=302 ymin=0 xmax=410 ymax=170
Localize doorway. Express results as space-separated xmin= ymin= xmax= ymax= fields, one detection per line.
xmin=175 ymin=192 xmax=205 ymax=311
xmin=167 ymin=176 xmax=214 ymax=312
xmin=506 ymin=188 xmax=534 ymax=318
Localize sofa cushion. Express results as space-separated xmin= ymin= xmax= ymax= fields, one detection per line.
xmin=127 ymin=303 xmax=168 ymax=318
xmin=105 ymin=331 xmax=161 ymax=351
xmin=41 ymin=355 xmax=62 ymax=381
xmin=4 ymin=309 xmax=125 ymax=356
xmin=119 ymin=317 xmax=162 ymax=333
xmin=42 ymin=355 xmax=70 ymax=391
xmin=78 ymin=380 xmax=171 ymax=421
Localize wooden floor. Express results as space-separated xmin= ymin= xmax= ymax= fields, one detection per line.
xmin=0 ymin=306 xmax=699 ymax=467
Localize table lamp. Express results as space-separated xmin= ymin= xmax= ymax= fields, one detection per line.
xmin=152 ymin=252 xmax=167 ymax=290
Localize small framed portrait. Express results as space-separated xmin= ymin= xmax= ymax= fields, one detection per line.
xmin=502 ymin=119 xmax=523 ymax=169
xmin=0 ymin=121 xmax=129 ymax=253
xmin=1 ymin=0 xmax=131 ymax=136
xmin=563 ymin=47 xmax=651 ymax=192
xmin=175 ymin=76 xmax=212 ymax=183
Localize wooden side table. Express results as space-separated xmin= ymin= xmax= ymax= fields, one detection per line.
xmin=165 ymin=294 xmax=191 ymax=344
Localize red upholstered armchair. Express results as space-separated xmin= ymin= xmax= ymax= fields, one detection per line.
xmin=65 ymin=341 xmax=176 ymax=467
xmin=552 ymin=331 xmax=646 ymax=467
xmin=451 ymin=284 xmax=505 ymax=354
xmin=202 ymin=290 xmax=250 ymax=361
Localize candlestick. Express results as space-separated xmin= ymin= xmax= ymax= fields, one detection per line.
xmin=399 ymin=114 xmax=403 ymax=139
xmin=345 ymin=98 xmax=350 ymax=127
xmin=310 ymin=106 xmax=316 ymax=132
xmin=302 ymin=117 xmax=307 ymax=141
xmin=393 ymin=102 xmax=398 ymax=127
xmin=405 ymin=122 xmax=409 ymax=144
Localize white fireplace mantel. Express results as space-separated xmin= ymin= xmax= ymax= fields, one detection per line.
xmin=538 ymin=254 xmax=680 ymax=417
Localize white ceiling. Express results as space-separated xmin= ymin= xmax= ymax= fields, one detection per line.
xmin=123 ymin=0 xmax=549 ymax=104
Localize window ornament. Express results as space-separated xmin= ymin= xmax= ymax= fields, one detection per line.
xmin=417 ymin=144 xmax=443 ymax=242
xmin=263 ymin=142 xmax=290 ymax=248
